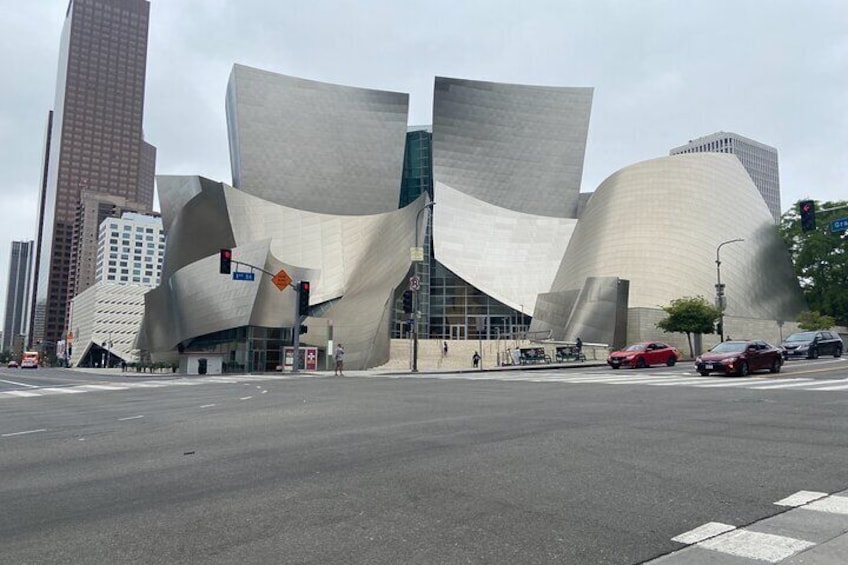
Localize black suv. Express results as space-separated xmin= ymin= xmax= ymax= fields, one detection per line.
xmin=781 ymin=330 xmax=843 ymax=359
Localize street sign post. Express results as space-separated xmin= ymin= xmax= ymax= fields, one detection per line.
xmin=409 ymin=275 xmax=421 ymax=291
xmin=232 ymin=272 xmax=255 ymax=281
xmin=829 ymin=217 xmax=848 ymax=232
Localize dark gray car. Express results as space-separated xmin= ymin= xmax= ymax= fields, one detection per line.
xmin=781 ymin=330 xmax=843 ymax=359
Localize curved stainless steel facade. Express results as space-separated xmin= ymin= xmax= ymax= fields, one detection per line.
xmin=432 ymin=76 xmax=592 ymax=218
xmin=534 ymin=154 xmax=805 ymax=340
xmin=431 ymin=77 xmax=592 ymax=315
xmin=225 ymin=64 xmax=409 ymax=216
xmin=139 ymin=176 xmax=423 ymax=370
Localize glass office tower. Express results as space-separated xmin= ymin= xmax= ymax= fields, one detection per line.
xmin=31 ymin=0 xmax=155 ymax=350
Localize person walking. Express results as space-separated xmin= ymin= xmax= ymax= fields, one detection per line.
xmin=443 ymin=341 xmax=449 ymax=356
xmin=334 ymin=343 xmax=345 ymax=376
xmin=472 ymin=351 xmax=481 ymax=368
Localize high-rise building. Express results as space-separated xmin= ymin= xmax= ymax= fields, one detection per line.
xmin=67 ymin=191 xmax=151 ymax=319
xmin=670 ymin=131 xmax=781 ymax=221
xmin=3 ymin=241 xmax=34 ymax=352
xmin=66 ymin=212 xmax=164 ymax=367
xmin=31 ymin=0 xmax=155 ymax=351
xmin=95 ymin=212 xmax=165 ymax=287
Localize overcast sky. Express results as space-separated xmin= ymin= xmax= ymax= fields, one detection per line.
xmin=1 ymin=0 xmax=846 ymax=324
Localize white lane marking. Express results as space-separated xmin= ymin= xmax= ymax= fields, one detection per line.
xmin=240 ymin=396 xmax=253 ymax=400
xmin=751 ymin=379 xmax=844 ymax=390
xmin=39 ymin=387 xmax=84 ymax=394
xmin=672 ymin=522 xmax=736 ymax=544
xmin=775 ymin=490 xmax=828 ymax=507
xmin=261 ymin=390 xmax=268 ymax=394
xmin=804 ymin=381 xmax=848 ymax=391
xmin=695 ymin=378 xmax=782 ymax=388
xmin=121 ymin=382 xmax=169 ymax=388
xmin=200 ymin=404 xmax=216 ymax=408
xmin=0 ymin=378 xmax=38 ymax=387
xmin=2 ymin=429 xmax=47 ymax=437
xmin=76 ymin=384 xmax=128 ymax=391
xmin=648 ymin=377 xmax=734 ymax=386
xmin=698 ymin=529 xmax=815 ymax=563
xmin=118 ymin=415 xmax=144 ymax=421
xmin=4 ymin=390 xmax=41 ymax=397
xmin=741 ymin=378 xmax=812 ymax=389
xmin=806 ymin=495 xmax=848 ymax=515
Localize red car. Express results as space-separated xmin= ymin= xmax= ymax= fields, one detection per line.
xmin=607 ymin=342 xmax=680 ymax=369
xmin=695 ymin=340 xmax=783 ymax=376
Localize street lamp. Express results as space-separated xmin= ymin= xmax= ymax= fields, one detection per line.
xmin=412 ymin=201 xmax=435 ymax=373
xmin=715 ymin=238 xmax=744 ymax=342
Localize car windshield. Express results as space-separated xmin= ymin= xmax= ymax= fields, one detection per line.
xmin=623 ymin=344 xmax=646 ymax=352
xmin=710 ymin=342 xmax=747 ymax=353
xmin=785 ymin=332 xmax=816 ymax=342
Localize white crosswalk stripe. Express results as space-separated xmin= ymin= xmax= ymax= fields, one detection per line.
xmin=0 ymin=374 xmax=298 ymax=400
xmin=2 ymin=371 xmax=847 ymax=400
xmin=365 ymin=370 xmax=848 ymax=394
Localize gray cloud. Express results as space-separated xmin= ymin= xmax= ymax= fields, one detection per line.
xmin=1 ymin=0 xmax=846 ymax=322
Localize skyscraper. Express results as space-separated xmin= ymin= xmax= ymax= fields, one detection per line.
xmin=3 ymin=241 xmax=34 ymax=353
xmin=670 ymin=131 xmax=781 ymax=222
xmin=31 ymin=0 xmax=155 ymax=350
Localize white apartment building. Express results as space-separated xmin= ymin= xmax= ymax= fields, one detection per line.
xmin=67 ymin=212 xmax=164 ymax=367
xmin=96 ymin=212 xmax=165 ymax=286
xmin=670 ymin=131 xmax=781 ymax=222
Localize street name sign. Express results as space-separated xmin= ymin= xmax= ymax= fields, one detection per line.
xmin=829 ymin=217 xmax=848 ymax=232
xmin=232 ymin=272 xmax=255 ymax=281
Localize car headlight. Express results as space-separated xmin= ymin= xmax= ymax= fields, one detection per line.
xmin=797 ymin=345 xmax=808 ymax=351
xmin=695 ymin=357 xmax=702 ymax=364
xmin=722 ymin=357 xmax=737 ymax=364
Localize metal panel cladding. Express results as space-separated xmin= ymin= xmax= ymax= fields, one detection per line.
xmin=141 ymin=176 xmax=423 ymax=370
xmin=432 ymin=77 xmax=593 ymax=218
xmin=226 ymin=64 xmax=409 ymax=215
xmin=548 ymin=153 xmax=806 ymax=322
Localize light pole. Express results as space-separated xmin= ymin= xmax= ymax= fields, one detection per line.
xmin=715 ymin=238 xmax=744 ymax=342
xmin=412 ymin=201 xmax=435 ymax=373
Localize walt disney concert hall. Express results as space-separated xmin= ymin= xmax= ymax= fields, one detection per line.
xmin=138 ymin=64 xmax=805 ymax=371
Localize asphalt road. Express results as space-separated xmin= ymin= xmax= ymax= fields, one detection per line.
xmin=1 ymin=359 xmax=846 ymax=564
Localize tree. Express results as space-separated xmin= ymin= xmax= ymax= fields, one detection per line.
xmin=796 ymin=310 xmax=836 ymax=331
xmin=780 ymin=200 xmax=848 ymax=325
xmin=656 ymin=296 xmax=721 ymax=358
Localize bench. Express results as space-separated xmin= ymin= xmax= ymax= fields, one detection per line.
xmin=555 ymin=345 xmax=586 ymax=363
xmin=519 ymin=347 xmax=551 ymax=365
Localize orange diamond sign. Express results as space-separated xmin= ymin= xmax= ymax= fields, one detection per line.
xmin=272 ymin=269 xmax=292 ymax=291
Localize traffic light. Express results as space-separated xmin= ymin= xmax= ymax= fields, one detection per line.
xmin=299 ymin=324 xmax=308 ymax=335
xmin=799 ymin=200 xmax=816 ymax=232
xmin=402 ymin=290 xmax=413 ymax=314
xmin=298 ymin=280 xmax=310 ymax=317
xmin=219 ymin=249 xmax=232 ymax=274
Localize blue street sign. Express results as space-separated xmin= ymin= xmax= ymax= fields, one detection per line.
xmin=232 ymin=271 xmax=255 ymax=281
xmin=830 ymin=217 xmax=848 ymax=232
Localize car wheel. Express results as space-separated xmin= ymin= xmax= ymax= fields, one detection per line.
xmin=769 ymin=358 xmax=781 ymax=373
xmin=636 ymin=357 xmax=647 ymax=369
xmin=698 ymin=371 xmax=710 ymax=377
xmin=835 ymin=346 xmax=842 ymax=358
xmin=809 ymin=348 xmax=819 ymax=360
xmin=737 ymin=361 xmax=749 ymax=377
xmin=666 ymin=355 xmax=676 ymax=367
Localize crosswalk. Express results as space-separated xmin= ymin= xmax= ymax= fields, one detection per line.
xmin=0 ymin=373 xmax=300 ymax=401
xmin=3 ymin=371 xmax=848 ymax=401
xmin=368 ymin=370 xmax=848 ymax=392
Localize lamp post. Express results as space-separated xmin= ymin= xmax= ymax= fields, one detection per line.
xmin=715 ymin=238 xmax=744 ymax=342
xmin=412 ymin=201 xmax=435 ymax=373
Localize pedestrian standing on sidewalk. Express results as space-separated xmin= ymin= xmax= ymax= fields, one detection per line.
xmin=334 ymin=344 xmax=345 ymax=376
xmin=472 ymin=351 xmax=480 ymax=368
